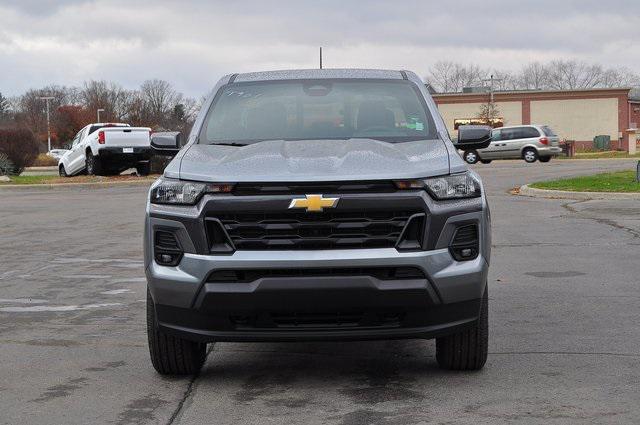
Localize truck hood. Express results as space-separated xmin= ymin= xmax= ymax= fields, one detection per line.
xmin=168 ymin=138 xmax=453 ymax=182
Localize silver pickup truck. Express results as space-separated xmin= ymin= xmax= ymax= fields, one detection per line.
xmin=144 ymin=69 xmax=492 ymax=375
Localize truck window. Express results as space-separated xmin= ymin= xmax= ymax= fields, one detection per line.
xmin=200 ymin=79 xmax=437 ymax=144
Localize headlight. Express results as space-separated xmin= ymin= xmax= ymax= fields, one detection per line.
xmin=395 ymin=172 xmax=481 ymax=200
xmin=150 ymin=178 xmax=233 ymax=205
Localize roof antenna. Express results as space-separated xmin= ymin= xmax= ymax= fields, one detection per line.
xmin=319 ymin=47 xmax=323 ymax=69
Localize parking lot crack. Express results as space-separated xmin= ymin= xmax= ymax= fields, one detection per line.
xmin=166 ymin=344 xmax=214 ymax=425
xmin=562 ymin=200 xmax=640 ymax=239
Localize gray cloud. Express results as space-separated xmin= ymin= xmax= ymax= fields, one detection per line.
xmin=1 ymin=0 xmax=639 ymax=97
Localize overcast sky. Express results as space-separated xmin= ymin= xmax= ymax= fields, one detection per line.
xmin=1 ymin=0 xmax=639 ymax=97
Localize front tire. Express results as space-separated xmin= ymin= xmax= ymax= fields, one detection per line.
xmin=539 ymin=156 xmax=551 ymax=163
xmin=147 ymin=289 xmax=207 ymax=375
xmin=463 ymin=150 xmax=479 ymax=164
xmin=480 ymin=159 xmax=492 ymax=164
xmin=523 ymin=148 xmax=538 ymax=163
xmin=436 ymin=287 xmax=488 ymax=371
xmin=86 ymin=152 xmax=103 ymax=175
xmin=59 ymin=164 xmax=68 ymax=177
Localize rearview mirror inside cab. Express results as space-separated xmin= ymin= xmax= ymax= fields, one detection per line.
xmin=151 ymin=131 xmax=182 ymax=155
xmin=454 ymin=125 xmax=492 ymax=150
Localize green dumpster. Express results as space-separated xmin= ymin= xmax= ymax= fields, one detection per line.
xmin=593 ymin=135 xmax=611 ymax=151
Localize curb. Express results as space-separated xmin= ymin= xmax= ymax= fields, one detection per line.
xmin=0 ymin=179 xmax=155 ymax=191
xmin=24 ymin=166 xmax=58 ymax=171
xmin=518 ymin=184 xmax=640 ymax=200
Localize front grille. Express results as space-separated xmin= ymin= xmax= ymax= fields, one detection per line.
xmin=234 ymin=181 xmax=397 ymax=195
xmin=207 ymin=266 xmax=426 ymax=283
xmin=215 ymin=210 xmax=420 ymax=250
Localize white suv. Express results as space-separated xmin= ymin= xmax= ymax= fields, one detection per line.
xmin=462 ymin=124 xmax=561 ymax=164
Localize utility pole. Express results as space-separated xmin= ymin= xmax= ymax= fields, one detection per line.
xmin=38 ymin=96 xmax=55 ymax=152
xmin=97 ymin=108 xmax=105 ymax=123
xmin=319 ymin=47 xmax=323 ymax=69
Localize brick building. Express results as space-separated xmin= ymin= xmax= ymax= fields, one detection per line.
xmin=432 ymin=88 xmax=640 ymax=152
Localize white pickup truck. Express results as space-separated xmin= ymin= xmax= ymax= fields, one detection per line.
xmin=58 ymin=123 xmax=152 ymax=176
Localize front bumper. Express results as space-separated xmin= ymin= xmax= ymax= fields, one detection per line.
xmin=149 ymin=249 xmax=488 ymax=342
xmin=145 ymin=187 xmax=490 ymax=342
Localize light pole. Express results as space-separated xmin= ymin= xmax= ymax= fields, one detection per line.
xmin=38 ymin=96 xmax=55 ymax=152
xmin=482 ymin=74 xmax=503 ymax=104
xmin=97 ymin=108 xmax=105 ymax=123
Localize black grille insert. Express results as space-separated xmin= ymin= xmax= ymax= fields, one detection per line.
xmin=214 ymin=210 xmax=420 ymax=250
xmin=207 ymin=266 xmax=426 ymax=283
xmin=155 ymin=231 xmax=180 ymax=250
xmin=234 ymin=181 xmax=397 ymax=195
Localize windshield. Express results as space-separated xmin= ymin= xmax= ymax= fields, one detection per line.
xmin=199 ymin=79 xmax=437 ymax=144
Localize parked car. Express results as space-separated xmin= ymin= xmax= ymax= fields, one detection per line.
xmin=462 ymin=124 xmax=561 ymax=164
xmin=58 ymin=123 xmax=152 ymax=176
xmin=46 ymin=149 xmax=69 ymax=160
xmin=144 ymin=69 xmax=492 ymax=375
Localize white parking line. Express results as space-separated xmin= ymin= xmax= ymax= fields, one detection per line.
xmin=0 ymin=298 xmax=48 ymax=304
xmin=100 ymin=289 xmax=131 ymax=295
xmin=0 ymin=302 xmax=123 ymax=313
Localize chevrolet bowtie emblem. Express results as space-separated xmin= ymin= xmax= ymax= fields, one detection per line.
xmin=288 ymin=194 xmax=339 ymax=212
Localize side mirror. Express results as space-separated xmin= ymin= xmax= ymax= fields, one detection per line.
xmin=151 ymin=131 xmax=182 ymax=155
xmin=454 ymin=125 xmax=492 ymax=150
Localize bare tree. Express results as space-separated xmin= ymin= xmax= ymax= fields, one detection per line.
xmin=13 ymin=85 xmax=76 ymax=136
xmin=0 ymin=92 xmax=9 ymax=123
xmin=428 ymin=60 xmax=640 ymax=93
xmin=516 ymin=62 xmax=549 ymax=90
xmin=426 ymin=61 xmax=486 ymax=92
xmin=545 ymin=60 xmax=605 ymax=90
xmin=139 ymin=79 xmax=182 ymax=126
xmin=600 ymin=67 xmax=640 ymax=88
xmin=82 ymin=80 xmax=129 ymax=122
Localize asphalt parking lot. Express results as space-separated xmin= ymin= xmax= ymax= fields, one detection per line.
xmin=1 ymin=159 xmax=639 ymax=425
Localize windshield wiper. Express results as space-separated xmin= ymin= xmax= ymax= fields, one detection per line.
xmin=209 ymin=142 xmax=248 ymax=147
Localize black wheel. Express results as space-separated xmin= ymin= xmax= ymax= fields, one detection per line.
xmin=86 ymin=151 xmax=103 ymax=175
xmin=463 ymin=150 xmax=479 ymax=164
xmin=522 ymin=148 xmax=538 ymax=163
xmin=539 ymin=156 xmax=551 ymax=163
xmin=480 ymin=159 xmax=492 ymax=164
xmin=147 ymin=289 xmax=206 ymax=375
xmin=59 ymin=164 xmax=68 ymax=177
xmin=136 ymin=161 xmax=151 ymax=176
xmin=436 ymin=287 xmax=488 ymax=371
